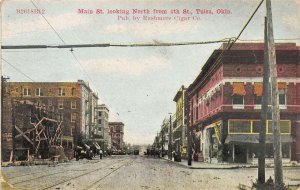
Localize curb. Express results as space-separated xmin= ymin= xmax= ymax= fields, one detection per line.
xmin=160 ymin=157 xmax=300 ymax=169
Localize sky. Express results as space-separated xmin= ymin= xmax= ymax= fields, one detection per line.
xmin=1 ymin=0 xmax=300 ymax=145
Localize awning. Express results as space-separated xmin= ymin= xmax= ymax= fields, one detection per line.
xmin=225 ymin=134 xmax=293 ymax=144
xmin=254 ymin=82 xmax=263 ymax=96
xmin=232 ymin=82 xmax=246 ymax=96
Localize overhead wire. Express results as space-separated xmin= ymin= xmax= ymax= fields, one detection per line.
xmin=30 ymin=0 xmax=96 ymax=88
xmin=2 ymin=58 xmax=35 ymax=82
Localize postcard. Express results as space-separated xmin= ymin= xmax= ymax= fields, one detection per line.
xmin=1 ymin=0 xmax=300 ymax=189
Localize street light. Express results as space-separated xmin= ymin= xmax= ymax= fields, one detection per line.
xmin=168 ymin=113 xmax=173 ymax=160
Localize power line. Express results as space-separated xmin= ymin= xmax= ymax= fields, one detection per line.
xmin=30 ymin=0 xmax=66 ymax=44
xmin=70 ymin=49 xmax=95 ymax=87
xmin=190 ymin=0 xmax=265 ymax=90
xmin=30 ymin=0 xmax=98 ymax=89
xmin=1 ymin=39 xmax=232 ymax=49
xmin=238 ymin=37 xmax=300 ymax=42
xmin=2 ymin=58 xmax=35 ymax=82
xmin=228 ymin=0 xmax=265 ymax=49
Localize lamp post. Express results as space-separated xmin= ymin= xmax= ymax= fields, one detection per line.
xmin=168 ymin=113 xmax=173 ymax=160
xmin=161 ymin=129 xmax=164 ymax=158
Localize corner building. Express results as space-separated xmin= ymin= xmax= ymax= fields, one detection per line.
xmin=5 ymin=80 xmax=99 ymax=149
xmin=187 ymin=43 xmax=300 ymax=163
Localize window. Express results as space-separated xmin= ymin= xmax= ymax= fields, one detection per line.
xmin=71 ymin=126 xmax=75 ymax=136
xmin=58 ymin=100 xmax=64 ymax=109
xmin=98 ymin=119 xmax=102 ymax=124
xmin=267 ymin=120 xmax=291 ymax=134
xmin=254 ymin=96 xmax=262 ymax=109
xmin=71 ymin=88 xmax=77 ymax=96
xmin=58 ymin=114 xmax=64 ymax=122
xmin=252 ymin=121 xmax=261 ymax=133
xmin=98 ymin=111 xmax=102 ymax=117
xmin=278 ymin=89 xmax=286 ymax=105
xmin=71 ymin=101 xmax=76 ymax=109
xmin=232 ymin=95 xmax=244 ymax=109
xmin=228 ymin=120 xmax=251 ymax=133
xmin=232 ymin=95 xmax=244 ymax=104
xmin=71 ymin=113 xmax=77 ymax=122
xmin=254 ymin=96 xmax=262 ymax=105
xmin=48 ymin=100 xmax=52 ymax=106
xmin=23 ymin=88 xmax=31 ymax=96
xmin=58 ymin=88 xmax=66 ymax=96
xmin=35 ymin=88 xmax=43 ymax=96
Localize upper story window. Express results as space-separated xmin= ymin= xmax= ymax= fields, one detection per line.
xmin=23 ymin=88 xmax=31 ymax=96
xmin=58 ymin=114 xmax=64 ymax=122
xmin=278 ymin=82 xmax=287 ymax=109
xmin=278 ymin=89 xmax=286 ymax=105
xmin=254 ymin=82 xmax=262 ymax=109
xmin=232 ymin=95 xmax=244 ymax=104
xmin=71 ymin=113 xmax=77 ymax=122
xmin=58 ymin=100 xmax=64 ymax=109
xmin=232 ymin=82 xmax=245 ymax=109
xmin=58 ymin=88 xmax=66 ymax=96
xmin=35 ymin=88 xmax=43 ymax=96
xmin=98 ymin=119 xmax=102 ymax=124
xmin=71 ymin=126 xmax=75 ymax=136
xmin=71 ymin=101 xmax=76 ymax=109
xmin=71 ymin=88 xmax=77 ymax=96
xmin=98 ymin=111 xmax=102 ymax=117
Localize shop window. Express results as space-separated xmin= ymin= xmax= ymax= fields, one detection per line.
xmin=267 ymin=120 xmax=290 ymax=134
xmin=228 ymin=120 xmax=251 ymax=133
xmin=252 ymin=121 xmax=261 ymax=133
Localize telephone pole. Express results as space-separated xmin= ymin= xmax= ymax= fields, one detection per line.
xmin=258 ymin=16 xmax=269 ymax=185
xmin=168 ymin=113 xmax=173 ymax=160
xmin=266 ymin=0 xmax=283 ymax=189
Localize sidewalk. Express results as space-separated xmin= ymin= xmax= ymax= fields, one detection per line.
xmin=161 ymin=157 xmax=300 ymax=169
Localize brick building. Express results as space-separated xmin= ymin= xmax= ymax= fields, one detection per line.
xmin=173 ymin=86 xmax=188 ymax=160
xmin=109 ymin=122 xmax=124 ymax=151
xmin=95 ymin=104 xmax=111 ymax=151
xmin=187 ymin=43 xmax=300 ymax=163
xmin=4 ymin=80 xmax=99 ymax=149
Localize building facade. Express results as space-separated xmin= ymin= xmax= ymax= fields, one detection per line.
xmin=173 ymin=85 xmax=188 ymax=159
xmin=109 ymin=122 xmax=124 ymax=151
xmin=187 ymin=43 xmax=300 ymax=163
xmin=95 ymin=104 xmax=111 ymax=151
xmin=5 ymin=80 xmax=98 ymax=149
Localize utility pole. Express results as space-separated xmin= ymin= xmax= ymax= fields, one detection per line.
xmin=161 ymin=128 xmax=164 ymax=157
xmin=187 ymin=98 xmax=192 ymax=166
xmin=168 ymin=113 xmax=172 ymax=160
xmin=258 ymin=16 xmax=270 ymax=185
xmin=0 ymin=1 xmax=3 ymax=164
xmin=266 ymin=0 xmax=283 ymax=189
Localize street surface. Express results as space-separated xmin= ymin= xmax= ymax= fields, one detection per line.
xmin=1 ymin=155 xmax=300 ymax=190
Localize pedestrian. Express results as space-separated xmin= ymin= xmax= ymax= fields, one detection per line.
xmin=100 ymin=149 xmax=103 ymax=159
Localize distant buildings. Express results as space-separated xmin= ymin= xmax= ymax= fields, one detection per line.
xmin=173 ymin=85 xmax=188 ymax=159
xmin=95 ymin=104 xmax=111 ymax=151
xmin=109 ymin=122 xmax=124 ymax=151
